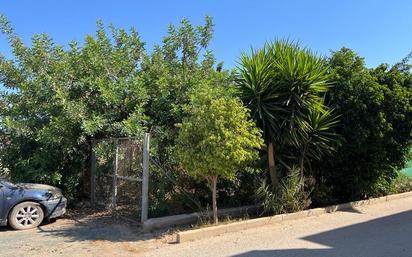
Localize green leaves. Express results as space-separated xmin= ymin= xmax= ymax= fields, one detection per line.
xmin=0 ymin=15 xmax=226 ymax=205
xmin=0 ymin=16 xmax=148 ymax=200
xmin=317 ymin=48 xmax=412 ymax=201
xmin=237 ymin=40 xmax=333 ymax=140
xmin=236 ymin=40 xmax=338 ymax=183
xmin=174 ymin=81 xmax=263 ymax=223
xmin=175 ymin=83 xmax=263 ymax=180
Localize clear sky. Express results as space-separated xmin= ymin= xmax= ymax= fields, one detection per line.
xmin=1 ymin=0 xmax=412 ymax=69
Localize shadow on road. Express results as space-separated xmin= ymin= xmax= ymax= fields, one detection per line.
xmin=232 ymin=210 xmax=412 ymax=257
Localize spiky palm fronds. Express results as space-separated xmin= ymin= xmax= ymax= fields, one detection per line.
xmin=236 ymin=40 xmax=339 ymax=184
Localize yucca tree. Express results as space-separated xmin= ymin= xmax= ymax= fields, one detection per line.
xmin=237 ymin=46 xmax=279 ymax=185
xmin=237 ymin=40 xmax=337 ymax=186
xmin=294 ymin=108 xmax=340 ymax=179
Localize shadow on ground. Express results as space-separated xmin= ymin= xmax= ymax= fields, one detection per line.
xmin=232 ymin=210 xmax=412 ymax=257
xmin=0 ymin=207 xmax=164 ymax=244
xmin=40 ymin=218 xmax=145 ymax=242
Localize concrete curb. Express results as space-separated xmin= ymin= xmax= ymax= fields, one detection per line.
xmin=142 ymin=205 xmax=258 ymax=231
xmin=176 ymin=191 xmax=412 ymax=243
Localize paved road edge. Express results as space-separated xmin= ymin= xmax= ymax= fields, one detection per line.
xmin=176 ymin=191 xmax=412 ymax=243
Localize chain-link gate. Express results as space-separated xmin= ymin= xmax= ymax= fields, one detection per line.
xmin=90 ymin=134 xmax=150 ymax=222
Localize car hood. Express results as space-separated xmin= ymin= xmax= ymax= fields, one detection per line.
xmin=16 ymin=183 xmax=62 ymax=194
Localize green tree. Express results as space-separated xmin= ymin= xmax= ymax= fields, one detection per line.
xmin=0 ymin=14 xmax=240 ymax=213
xmin=0 ymin=15 xmax=147 ymax=200
xmin=317 ymin=48 xmax=412 ymax=201
xmin=175 ymin=84 xmax=263 ymax=223
xmin=141 ymin=16 xmax=230 ymax=162
xmin=236 ymin=40 xmax=337 ymax=186
xmin=140 ymin=17 xmax=238 ymax=216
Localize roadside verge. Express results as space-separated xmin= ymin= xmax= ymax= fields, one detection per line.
xmin=143 ymin=205 xmax=257 ymax=231
xmin=176 ymin=191 xmax=412 ymax=243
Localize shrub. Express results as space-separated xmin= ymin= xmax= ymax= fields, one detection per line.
xmin=256 ymin=168 xmax=311 ymax=215
xmin=391 ymin=173 xmax=412 ymax=194
xmin=317 ymin=48 xmax=412 ymax=202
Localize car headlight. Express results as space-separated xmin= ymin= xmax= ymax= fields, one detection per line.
xmin=44 ymin=190 xmax=62 ymax=200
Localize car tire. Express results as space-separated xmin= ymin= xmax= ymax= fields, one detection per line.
xmin=8 ymin=202 xmax=44 ymax=230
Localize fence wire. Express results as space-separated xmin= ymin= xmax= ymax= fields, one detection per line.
xmin=91 ymin=137 xmax=144 ymax=219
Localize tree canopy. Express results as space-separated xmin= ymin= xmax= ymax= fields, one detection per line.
xmin=316 ymin=48 xmax=412 ymax=201
xmin=0 ymin=15 xmax=149 ymax=199
xmin=0 ymin=15 xmax=225 ymax=202
xmin=174 ymin=83 xmax=263 ymax=223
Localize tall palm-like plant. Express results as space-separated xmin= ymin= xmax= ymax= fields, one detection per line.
xmin=294 ymin=108 xmax=340 ymax=179
xmin=237 ymin=46 xmax=280 ymax=185
xmin=237 ymin=40 xmax=336 ymax=186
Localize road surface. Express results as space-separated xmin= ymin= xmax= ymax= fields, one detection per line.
xmin=143 ymin=196 xmax=412 ymax=257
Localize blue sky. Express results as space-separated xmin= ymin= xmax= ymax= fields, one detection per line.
xmin=1 ymin=0 xmax=412 ymax=69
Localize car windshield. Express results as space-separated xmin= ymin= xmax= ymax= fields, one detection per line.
xmin=0 ymin=178 xmax=15 ymax=187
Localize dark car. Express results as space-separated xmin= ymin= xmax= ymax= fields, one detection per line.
xmin=0 ymin=178 xmax=67 ymax=230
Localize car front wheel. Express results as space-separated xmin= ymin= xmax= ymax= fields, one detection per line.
xmin=9 ymin=202 xmax=44 ymax=230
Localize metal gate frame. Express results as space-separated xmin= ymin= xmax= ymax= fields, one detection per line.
xmin=90 ymin=133 xmax=150 ymax=223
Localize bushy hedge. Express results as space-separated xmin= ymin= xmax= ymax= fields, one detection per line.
xmin=313 ymin=48 xmax=412 ymax=203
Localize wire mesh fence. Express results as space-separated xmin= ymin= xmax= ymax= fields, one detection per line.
xmin=90 ymin=135 xmax=149 ymax=221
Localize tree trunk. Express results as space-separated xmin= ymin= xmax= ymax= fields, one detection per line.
xmin=268 ymin=141 xmax=279 ymax=186
xmin=211 ymin=175 xmax=218 ymax=224
xmin=299 ymin=151 xmax=305 ymax=181
xmin=299 ymin=145 xmax=307 ymax=182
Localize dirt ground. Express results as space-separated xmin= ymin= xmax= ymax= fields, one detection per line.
xmin=0 ymin=208 xmax=172 ymax=257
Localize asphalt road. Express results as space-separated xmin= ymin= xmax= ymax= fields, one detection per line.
xmin=143 ymin=196 xmax=412 ymax=257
